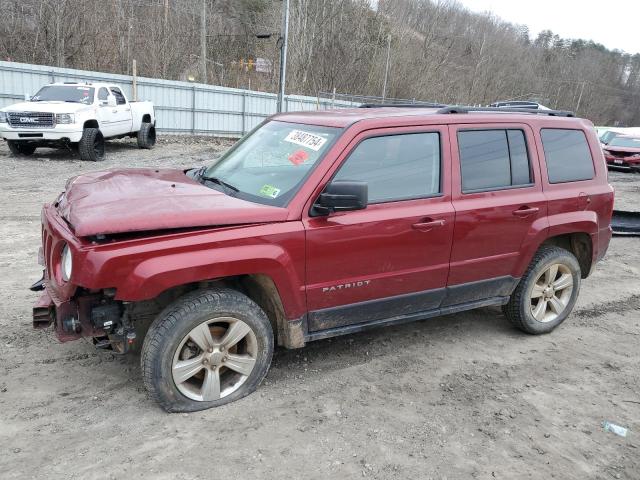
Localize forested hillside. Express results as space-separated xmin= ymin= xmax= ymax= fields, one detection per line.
xmin=1 ymin=0 xmax=638 ymax=125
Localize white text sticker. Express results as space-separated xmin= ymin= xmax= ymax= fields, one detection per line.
xmin=284 ymin=130 xmax=327 ymax=151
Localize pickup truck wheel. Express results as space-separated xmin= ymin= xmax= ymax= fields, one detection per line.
xmin=141 ymin=288 xmax=274 ymax=412
xmin=7 ymin=141 xmax=36 ymax=156
xmin=137 ymin=122 xmax=156 ymax=149
xmin=78 ymin=128 xmax=105 ymax=161
xmin=503 ymin=246 xmax=581 ymax=334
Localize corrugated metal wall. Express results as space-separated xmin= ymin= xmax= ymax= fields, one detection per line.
xmin=0 ymin=60 xmax=358 ymax=137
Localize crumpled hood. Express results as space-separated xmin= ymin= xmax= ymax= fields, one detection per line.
xmin=57 ymin=168 xmax=288 ymax=237
xmin=3 ymin=101 xmax=91 ymax=113
xmin=604 ymin=145 xmax=640 ymax=154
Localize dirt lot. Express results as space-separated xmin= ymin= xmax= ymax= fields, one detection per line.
xmin=0 ymin=138 xmax=638 ymax=480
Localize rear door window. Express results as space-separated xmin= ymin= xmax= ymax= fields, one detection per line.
xmin=109 ymin=87 xmax=127 ymax=105
xmin=458 ymin=129 xmax=532 ymax=192
xmin=541 ymin=129 xmax=595 ymax=183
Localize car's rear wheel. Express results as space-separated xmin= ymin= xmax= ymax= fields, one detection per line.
xmin=141 ymin=288 xmax=274 ymax=412
xmin=78 ymin=128 xmax=105 ymax=161
xmin=503 ymin=245 xmax=581 ymax=334
xmin=137 ymin=122 xmax=156 ymax=149
xmin=7 ymin=140 xmax=36 ymax=156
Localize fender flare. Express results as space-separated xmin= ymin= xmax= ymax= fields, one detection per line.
xmin=113 ymin=244 xmax=306 ymax=319
xmin=513 ymin=210 xmax=598 ymax=277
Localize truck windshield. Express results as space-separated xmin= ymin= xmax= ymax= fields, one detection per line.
xmin=202 ymin=120 xmax=340 ymax=206
xmin=31 ymin=86 xmax=95 ymax=105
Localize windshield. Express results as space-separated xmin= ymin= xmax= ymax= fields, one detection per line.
xmin=600 ymin=131 xmax=620 ymax=144
xmin=31 ymin=85 xmax=95 ymax=104
xmin=608 ymin=136 xmax=640 ymax=148
xmin=202 ymin=120 xmax=340 ymax=206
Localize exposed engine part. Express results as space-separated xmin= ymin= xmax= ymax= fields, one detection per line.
xmin=90 ymin=303 xmax=122 ymax=333
xmin=62 ymin=317 xmax=81 ymax=334
xmin=92 ymin=308 xmax=137 ymax=354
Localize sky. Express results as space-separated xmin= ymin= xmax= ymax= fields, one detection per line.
xmin=456 ymin=0 xmax=640 ymax=54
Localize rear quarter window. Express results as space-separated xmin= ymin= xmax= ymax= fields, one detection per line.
xmin=541 ymin=129 xmax=595 ymax=183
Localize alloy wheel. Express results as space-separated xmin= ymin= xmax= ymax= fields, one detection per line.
xmin=171 ymin=317 xmax=258 ymax=402
xmin=530 ymin=263 xmax=574 ymax=323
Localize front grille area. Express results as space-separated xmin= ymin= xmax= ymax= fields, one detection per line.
xmin=611 ymin=151 xmax=635 ymax=158
xmin=8 ymin=111 xmax=55 ymax=128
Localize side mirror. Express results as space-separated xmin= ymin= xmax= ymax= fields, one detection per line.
xmin=107 ymin=95 xmax=117 ymax=107
xmin=312 ymin=181 xmax=368 ymax=216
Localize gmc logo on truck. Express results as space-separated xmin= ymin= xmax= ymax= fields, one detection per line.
xmin=19 ymin=117 xmax=38 ymax=123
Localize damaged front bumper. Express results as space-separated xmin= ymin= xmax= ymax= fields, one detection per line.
xmin=31 ymin=286 xmax=136 ymax=353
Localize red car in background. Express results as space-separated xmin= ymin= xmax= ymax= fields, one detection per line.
xmin=603 ymin=135 xmax=640 ymax=172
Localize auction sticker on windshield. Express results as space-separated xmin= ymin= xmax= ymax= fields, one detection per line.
xmin=288 ymin=149 xmax=309 ymax=166
xmin=284 ymin=130 xmax=328 ymax=151
xmin=259 ymin=184 xmax=281 ymax=198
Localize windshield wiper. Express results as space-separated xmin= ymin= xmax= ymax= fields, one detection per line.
xmin=200 ymin=174 xmax=239 ymax=194
xmin=64 ymin=100 xmax=81 ymax=103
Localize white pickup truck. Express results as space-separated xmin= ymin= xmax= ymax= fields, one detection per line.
xmin=0 ymin=82 xmax=156 ymax=161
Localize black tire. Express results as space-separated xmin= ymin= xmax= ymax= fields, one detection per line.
xmin=7 ymin=140 xmax=36 ymax=156
xmin=137 ymin=122 xmax=156 ymax=149
xmin=141 ymin=288 xmax=274 ymax=413
xmin=78 ymin=128 xmax=105 ymax=161
xmin=503 ymin=245 xmax=581 ymax=334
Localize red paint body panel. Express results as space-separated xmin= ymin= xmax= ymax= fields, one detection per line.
xmin=58 ymin=168 xmax=288 ymax=236
xmin=532 ymin=119 xmax=614 ymax=272
xmin=304 ymin=124 xmax=453 ymax=310
xmin=35 ymin=108 xmax=614 ymax=340
xmin=447 ymin=123 xmax=549 ymax=285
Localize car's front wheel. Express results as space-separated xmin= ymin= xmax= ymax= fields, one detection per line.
xmin=7 ymin=140 xmax=36 ymax=156
xmin=503 ymin=245 xmax=581 ymax=334
xmin=141 ymin=288 xmax=274 ymax=412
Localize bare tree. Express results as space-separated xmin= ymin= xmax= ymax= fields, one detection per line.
xmin=0 ymin=0 xmax=638 ymax=125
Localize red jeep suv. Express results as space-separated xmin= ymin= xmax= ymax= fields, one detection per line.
xmin=32 ymin=106 xmax=614 ymax=412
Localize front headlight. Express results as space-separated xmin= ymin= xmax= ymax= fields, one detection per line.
xmin=61 ymin=243 xmax=73 ymax=282
xmin=55 ymin=113 xmax=75 ymax=124
xmin=0 ymin=111 xmax=7 ymax=123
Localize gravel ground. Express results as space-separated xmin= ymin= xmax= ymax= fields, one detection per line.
xmin=0 ymin=138 xmax=638 ymax=480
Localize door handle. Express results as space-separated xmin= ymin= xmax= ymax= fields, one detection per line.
xmin=412 ymin=219 xmax=446 ymax=231
xmin=512 ymin=206 xmax=539 ymax=217
xmin=112 ymin=109 xmax=118 ymax=113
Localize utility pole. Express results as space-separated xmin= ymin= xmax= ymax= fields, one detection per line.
xmin=126 ymin=20 xmax=132 ymax=74
xmin=276 ymin=0 xmax=290 ymax=112
xmin=132 ymin=59 xmax=137 ymax=101
xmin=575 ymin=81 xmax=586 ymax=113
xmin=200 ymin=0 xmax=207 ymax=83
xmin=382 ymin=34 xmax=391 ymax=103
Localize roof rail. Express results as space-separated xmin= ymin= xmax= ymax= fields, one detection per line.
xmin=359 ymin=102 xmax=448 ymax=109
xmin=437 ymin=106 xmax=575 ymax=117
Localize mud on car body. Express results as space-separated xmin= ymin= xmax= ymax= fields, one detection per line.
xmin=32 ymin=105 xmax=614 ymax=412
